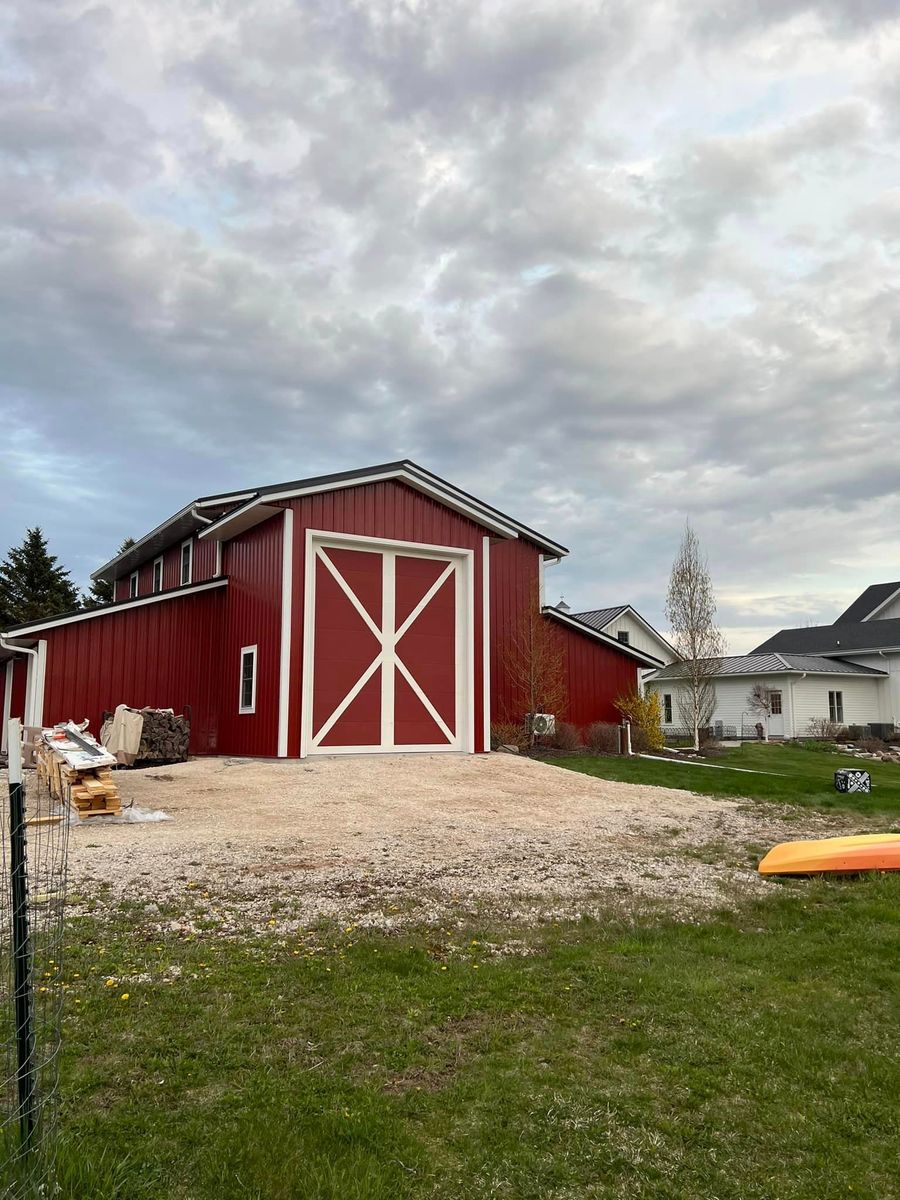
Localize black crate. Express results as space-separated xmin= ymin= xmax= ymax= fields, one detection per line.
xmin=834 ymin=768 xmax=871 ymax=794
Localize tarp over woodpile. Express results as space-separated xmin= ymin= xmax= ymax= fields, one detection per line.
xmin=101 ymin=705 xmax=191 ymax=766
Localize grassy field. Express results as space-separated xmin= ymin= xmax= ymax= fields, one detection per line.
xmin=54 ymin=874 xmax=900 ymax=1200
xmin=553 ymin=742 xmax=900 ymax=819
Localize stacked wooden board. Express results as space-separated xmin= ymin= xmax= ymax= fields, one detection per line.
xmin=36 ymin=725 xmax=122 ymax=818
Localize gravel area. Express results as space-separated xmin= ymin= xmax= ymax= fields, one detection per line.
xmin=34 ymin=752 xmax=864 ymax=933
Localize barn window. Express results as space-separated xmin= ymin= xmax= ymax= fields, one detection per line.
xmin=129 ymin=571 xmax=139 ymax=599
xmin=152 ymin=557 xmax=164 ymax=593
xmin=617 ymin=630 xmax=630 ymax=644
xmin=828 ymin=690 xmax=843 ymax=723
xmin=770 ymin=690 xmax=782 ymax=715
xmin=180 ymin=539 xmax=193 ymax=586
xmin=663 ymin=693 xmax=673 ymax=724
xmin=239 ymin=646 xmax=257 ymax=714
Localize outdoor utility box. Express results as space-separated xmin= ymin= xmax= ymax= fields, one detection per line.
xmin=834 ymin=768 xmax=871 ymax=794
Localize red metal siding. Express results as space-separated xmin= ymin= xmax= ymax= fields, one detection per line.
xmin=40 ymin=589 xmax=226 ymax=753
xmin=489 ymin=538 xmax=639 ymax=730
xmin=216 ymin=515 xmax=284 ymax=757
xmin=113 ymin=534 xmax=217 ymax=601
xmin=549 ymin=620 xmax=639 ymax=727
xmin=489 ymin=538 xmax=541 ymax=724
xmin=5 ymin=658 xmax=29 ymax=723
xmin=284 ymin=481 xmax=488 ymax=756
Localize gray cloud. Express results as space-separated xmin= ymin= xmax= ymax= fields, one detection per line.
xmin=1 ymin=0 xmax=899 ymax=651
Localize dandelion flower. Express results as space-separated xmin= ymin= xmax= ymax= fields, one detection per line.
xmin=120 ymin=993 xmax=130 ymax=1001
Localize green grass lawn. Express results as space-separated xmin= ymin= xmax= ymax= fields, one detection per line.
xmin=553 ymin=742 xmax=900 ymax=819
xmin=54 ymin=876 xmax=900 ymax=1200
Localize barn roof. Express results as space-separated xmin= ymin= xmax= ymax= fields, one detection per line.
xmin=648 ymin=653 xmax=887 ymax=680
xmin=834 ymin=582 xmax=900 ymax=624
xmin=542 ymin=607 xmax=665 ymax=668
xmin=92 ymin=460 xmax=568 ymax=583
xmin=571 ymin=605 xmax=627 ymax=629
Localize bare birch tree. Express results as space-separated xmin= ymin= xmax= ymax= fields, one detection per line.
xmin=665 ymin=523 xmax=725 ymax=751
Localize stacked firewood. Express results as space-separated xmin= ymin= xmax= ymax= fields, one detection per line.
xmin=136 ymin=709 xmax=191 ymax=764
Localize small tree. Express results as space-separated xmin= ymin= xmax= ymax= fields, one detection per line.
xmin=0 ymin=527 xmax=82 ymax=627
xmin=665 ymin=522 xmax=725 ymax=751
xmin=84 ymin=537 xmax=136 ymax=609
xmin=747 ymin=682 xmax=776 ymax=741
xmin=502 ymin=580 xmax=568 ymax=742
xmin=616 ymin=689 xmax=665 ymax=752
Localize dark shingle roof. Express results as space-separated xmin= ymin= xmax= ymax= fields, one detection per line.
xmin=752 ymin=618 xmax=900 ymax=655
xmin=649 ymin=653 xmax=887 ymax=680
xmin=835 ymin=582 xmax=900 ymax=623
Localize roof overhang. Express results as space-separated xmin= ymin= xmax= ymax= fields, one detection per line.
xmin=1 ymin=578 xmax=228 ymax=640
xmin=198 ymin=462 xmax=567 ymax=554
xmin=543 ymin=607 xmax=665 ymax=668
xmin=91 ymin=503 xmax=237 ymax=583
xmin=645 ymin=665 xmax=888 ymax=682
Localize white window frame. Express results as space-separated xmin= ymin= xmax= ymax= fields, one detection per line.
xmin=239 ymin=645 xmax=257 ymax=715
xmin=129 ymin=570 xmax=139 ymax=599
xmin=663 ymin=693 xmax=673 ymax=724
xmin=152 ymin=556 xmax=164 ymax=594
xmin=617 ymin=630 xmax=630 ymax=645
xmin=828 ymin=690 xmax=844 ymax=724
xmin=770 ymin=690 xmax=783 ymax=716
xmin=180 ymin=539 xmax=193 ymax=586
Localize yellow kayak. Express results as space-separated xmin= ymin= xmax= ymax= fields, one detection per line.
xmin=759 ymin=833 xmax=900 ymax=876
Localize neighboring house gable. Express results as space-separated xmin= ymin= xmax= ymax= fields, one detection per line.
xmin=834 ymin=581 xmax=900 ymax=624
xmin=572 ymin=605 xmax=676 ymax=666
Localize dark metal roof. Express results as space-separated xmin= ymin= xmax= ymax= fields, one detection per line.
xmin=752 ymin=617 xmax=900 ymax=655
xmin=834 ymin=582 xmax=900 ymax=624
xmin=542 ymin=607 xmax=665 ymax=668
xmin=648 ymin=653 xmax=887 ymax=680
xmin=571 ymin=605 xmax=628 ymax=630
xmin=95 ymin=460 xmax=568 ymax=582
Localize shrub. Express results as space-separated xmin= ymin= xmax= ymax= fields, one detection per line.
xmin=586 ymin=722 xmax=619 ymax=754
xmin=856 ymin=737 xmax=887 ymax=754
xmin=847 ymin=725 xmax=865 ymax=741
xmin=886 ymin=730 xmax=900 ymax=745
xmin=806 ymin=717 xmax=840 ymax=741
xmin=615 ymin=690 xmax=665 ymax=752
xmin=490 ymin=721 xmax=527 ymax=751
xmin=552 ymin=721 xmax=582 ymax=751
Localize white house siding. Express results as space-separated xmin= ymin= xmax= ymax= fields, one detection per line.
xmin=647 ymin=673 xmax=888 ymax=738
xmin=602 ymin=613 xmax=674 ymax=665
xmin=869 ymin=593 xmax=900 ymax=621
xmin=840 ymin=653 xmax=899 ymax=727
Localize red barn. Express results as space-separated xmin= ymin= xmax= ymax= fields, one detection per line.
xmin=0 ymin=461 xmax=661 ymax=757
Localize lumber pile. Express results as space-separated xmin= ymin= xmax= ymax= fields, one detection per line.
xmin=35 ymin=727 xmax=122 ymax=818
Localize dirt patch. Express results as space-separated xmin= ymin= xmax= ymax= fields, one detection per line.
xmin=14 ymin=754 xmax=866 ymax=931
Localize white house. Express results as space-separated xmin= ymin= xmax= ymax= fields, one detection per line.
xmin=644 ymin=580 xmax=900 ymax=739
xmin=752 ymin=580 xmax=900 ymax=732
xmin=645 ymin=653 xmax=888 ymax=740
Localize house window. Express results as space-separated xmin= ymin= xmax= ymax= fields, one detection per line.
xmin=828 ymin=690 xmax=844 ymax=724
xmin=770 ymin=690 xmax=782 ymax=715
xmin=239 ymin=646 xmax=257 ymax=714
xmin=617 ymin=630 xmax=630 ymax=645
xmin=663 ymin=693 xmax=673 ymax=724
xmin=152 ymin=557 xmax=164 ymax=594
xmin=180 ymin=539 xmax=192 ymax=586
xmin=129 ymin=571 xmax=139 ymax=599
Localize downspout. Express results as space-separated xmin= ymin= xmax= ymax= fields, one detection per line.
xmin=876 ymin=650 xmax=892 ymax=726
xmin=0 ymin=636 xmax=38 ymax=728
xmin=788 ymin=672 xmax=806 ymax=739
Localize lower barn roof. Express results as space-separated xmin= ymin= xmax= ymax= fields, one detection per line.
xmin=648 ymin=653 xmax=887 ymax=681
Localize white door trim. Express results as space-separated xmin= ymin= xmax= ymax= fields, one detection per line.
xmin=300 ymin=529 xmax=474 ymax=757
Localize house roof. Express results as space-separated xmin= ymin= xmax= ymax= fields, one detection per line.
xmin=571 ymin=605 xmax=677 ymax=659
xmin=752 ymin=617 xmax=900 ymax=656
xmin=92 ymin=460 xmax=568 ymax=582
xmin=541 ymin=607 xmax=665 ymax=668
xmin=834 ymin=582 xmax=900 ymax=624
xmin=648 ymin=652 xmax=887 ymax=681
xmin=571 ymin=605 xmax=628 ymax=630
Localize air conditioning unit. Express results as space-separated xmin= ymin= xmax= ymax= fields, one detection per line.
xmin=530 ymin=713 xmax=556 ymax=737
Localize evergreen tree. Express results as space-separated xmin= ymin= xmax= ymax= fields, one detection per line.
xmin=0 ymin=527 xmax=82 ymax=627
xmin=84 ymin=537 xmax=136 ymax=610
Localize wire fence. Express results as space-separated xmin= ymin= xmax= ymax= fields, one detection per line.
xmin=2 ymin=720 xmax=69 ymax=1198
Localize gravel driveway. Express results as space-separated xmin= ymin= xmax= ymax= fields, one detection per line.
xmin=52 ymin=752 xmax=859 ymax=932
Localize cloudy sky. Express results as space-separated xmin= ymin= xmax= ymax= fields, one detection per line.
xmin=2 ymin=0 xmax=899 ymax=651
